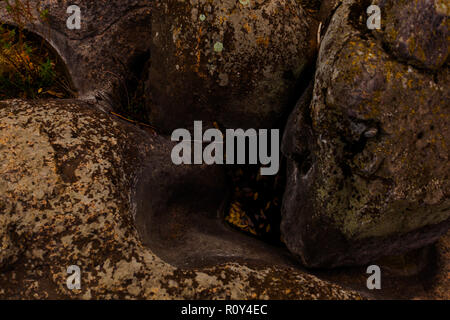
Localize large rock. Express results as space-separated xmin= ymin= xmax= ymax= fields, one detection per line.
xmin=1 ymin=0 xmax=319 ymax=131
xmin=147 ymin=0 xmax=318 ymax=132
xmin=0 ymin=0 xmax=153 ymax=102
xmin=281 ymin=0 xmax=450 ymax=267
xmin=0 ymin=99 xmax=361 ymax=299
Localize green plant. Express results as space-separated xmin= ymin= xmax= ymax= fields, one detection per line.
xmin=0 ymin=0 xmax=73 ymax=99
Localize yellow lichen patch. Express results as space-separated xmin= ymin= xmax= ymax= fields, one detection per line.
xmin=226 ymin=201 xmax=258 ymax=236
xmin=256 ymin=36 xmax=270 ymax=48
xmin=243 ymin=23 xmax=252 ymax=33
xmin=435 ymin=0 xmax=450 ymax=16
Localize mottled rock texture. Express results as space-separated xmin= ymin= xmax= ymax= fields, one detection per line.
xmin=0 ymin=99 xmax=362 ymax=299
xmin=0 ymin=0 xmax=153 ymax=103
xmin=0 ymin=0 xmax=320 ymax=132
xmin=1 ymin=0 xmax=449 ymax=289
xmin=373 ymin=0 xmax=449 ymax=70
xmin=281 ymin=0 xmax=450 ymax=267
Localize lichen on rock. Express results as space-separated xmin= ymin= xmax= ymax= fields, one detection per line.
xmin=281 ymin=0 xmax=450 ymax=268
xmin=0 ymin=99 xmax=361 ymax=299
xmin=147 ymin=0 xmax=318 ymax=132
xmin=372 ymin=0 xmax=449 ymax=70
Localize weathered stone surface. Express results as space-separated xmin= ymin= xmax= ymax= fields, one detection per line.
xmin=281 ymin=0 xmax=450 ymax=268
xmin=1 ymin=0 xmax=320 ymax=131
xmin=1 ymin=0 xmax=448 ymax=298
xmin=372 ymin=0 xmax=449 ymax=70
xmin=427 ymin=230 xmax=450 ymax=300
xmin=0 ymin=0 xmax=153 ymax=102
xmin=311 ymin=234 xmax=450 ymax=300
xmin=0 ymin=99 xmax=362 ymax=299
xmin=133 ymin=132 xmax=299 ymax=268
xmin=147 ymin=0 xmax=318 ymax=132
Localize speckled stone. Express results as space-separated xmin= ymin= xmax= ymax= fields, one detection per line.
xmin=281 ymin=0 xmax=450 ymax=268
xmin=0 ymin=0 xmax=153 ymax=100
xmin=147 ymin=0 xmax=318 ymax=132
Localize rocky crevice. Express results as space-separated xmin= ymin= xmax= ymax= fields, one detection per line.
xmin=0 ymin=0 xmax=449 ymax=299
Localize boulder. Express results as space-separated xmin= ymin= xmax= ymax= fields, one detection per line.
xmin=281 ymin=0 xmax=450 ymax=267
xmin=147 ymin=0 xmax=318 ymax=132
xmin=0 ymin=99 xmax=361 ymax=299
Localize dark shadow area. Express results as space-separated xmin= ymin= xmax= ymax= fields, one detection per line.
xmin=311 ymin=244 xmax=444 ymax=299
xmin=224 ymin=163 xmax=285 ymax=245
xmin=110 ymin=50 xmax=151 ymax=124
xmin=133 ymin=155 xmax=299 ymax=269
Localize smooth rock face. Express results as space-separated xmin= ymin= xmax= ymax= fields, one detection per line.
xmin=0 ymin=99 xmax=361 ymax=299
xmin=147 ymin=0 xmax=318 ymax=132
xmin=134 ymin=154 xmax=300 ymax=269
xmin=281 ymin=0 xmax=450 ymax=268
xmin=430 ymin=230 xmax=450 ymax=300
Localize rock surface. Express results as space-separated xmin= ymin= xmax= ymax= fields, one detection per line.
xmin=1 ymin=0 xmax=319 ymax=132
xmin=0 ymin=99 xmax=362 ymax=299
xmin=0 ymin=0 xmax=153 ymax=103
xmin=372 ymin=0 xmax=449 ymax=70
xmin=1 ymin=0 xmax=449 ymax=296
xmin=428 ymin=230 xmax=450 ymax=300
xmin=281 ymin=0 xmax=450 ymax=267
xmin=147 ymin=0 xmax=318 ymax=132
